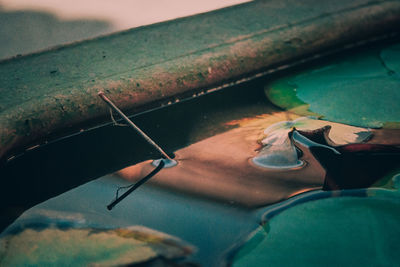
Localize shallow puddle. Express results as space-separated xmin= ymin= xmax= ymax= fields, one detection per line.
xmin=0 ymin=175 xmax=261 ymax=266
xmin=1 ymin=40 xmax=400 ymax=266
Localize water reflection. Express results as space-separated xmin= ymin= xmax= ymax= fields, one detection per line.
xmin=115 ymin=115 xmax=381 ymax=207
xmin=1 ymin=38 xmax=399 ymax=266
xmin=252 ymin=116 xmax=371 ymax=170
xmin=1 ymin=175 xmax=259 ymax=266
xmin=116 ymin=113 xmax=327 ymax=207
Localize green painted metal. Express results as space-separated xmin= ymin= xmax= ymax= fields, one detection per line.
xmin=1 ymin=0 xmax=400 ymax=160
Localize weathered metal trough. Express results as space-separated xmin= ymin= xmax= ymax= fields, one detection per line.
xmin=1 ymin=0 xmax=400 ymax=161
xmin=1 ymin=0 xmax=400 ymax=236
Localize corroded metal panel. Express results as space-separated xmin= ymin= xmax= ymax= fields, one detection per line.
xmin=1 ymin=0 xmax=400 ymax=160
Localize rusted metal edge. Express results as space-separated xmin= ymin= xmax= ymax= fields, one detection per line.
xmin=1 ymin=0 xmax=400 ymax=161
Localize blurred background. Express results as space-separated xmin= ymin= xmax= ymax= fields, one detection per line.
xmin=0 ymin=0 xmax=250 ymax=59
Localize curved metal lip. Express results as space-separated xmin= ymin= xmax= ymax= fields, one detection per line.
xmin=2 ymin=0 xmax=400 ymax=162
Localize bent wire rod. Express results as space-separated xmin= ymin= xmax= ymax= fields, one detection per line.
xmin=98 ymin=91 xmax=172 ymax=161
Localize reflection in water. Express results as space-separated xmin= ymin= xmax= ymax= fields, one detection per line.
xmin=116 ymin=115 xmax=378 ymax=207
xmin=0 ymin=77 xmax=271 ymax=234
xmin=117 ymin=112 xmax=328 ymax=207
xmin=0 ymin=175 xmax=260 ymax=267
xmin=294 ymin=129 xmax=400 ymax=190
xmin=152 ymin=158 xmax=178 ymax=168
xmin=2 ymin=104 xmax=399 ymax=266
xmin=253 ymin=116 xmax=371 ymax=170
xmin=253 ymin=134 xmax=304 ymax=169
xmin=1 ymin=39 xmax=399 ymax=265
xmin=1 ymin=89 xmax=399 ymax=266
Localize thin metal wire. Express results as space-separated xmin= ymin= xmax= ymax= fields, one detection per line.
xmin=98 ymin=92 xmax=172 ymax=160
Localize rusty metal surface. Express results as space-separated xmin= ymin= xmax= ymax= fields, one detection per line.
xmin=1 ymin=0 xmax=400 ymax=160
